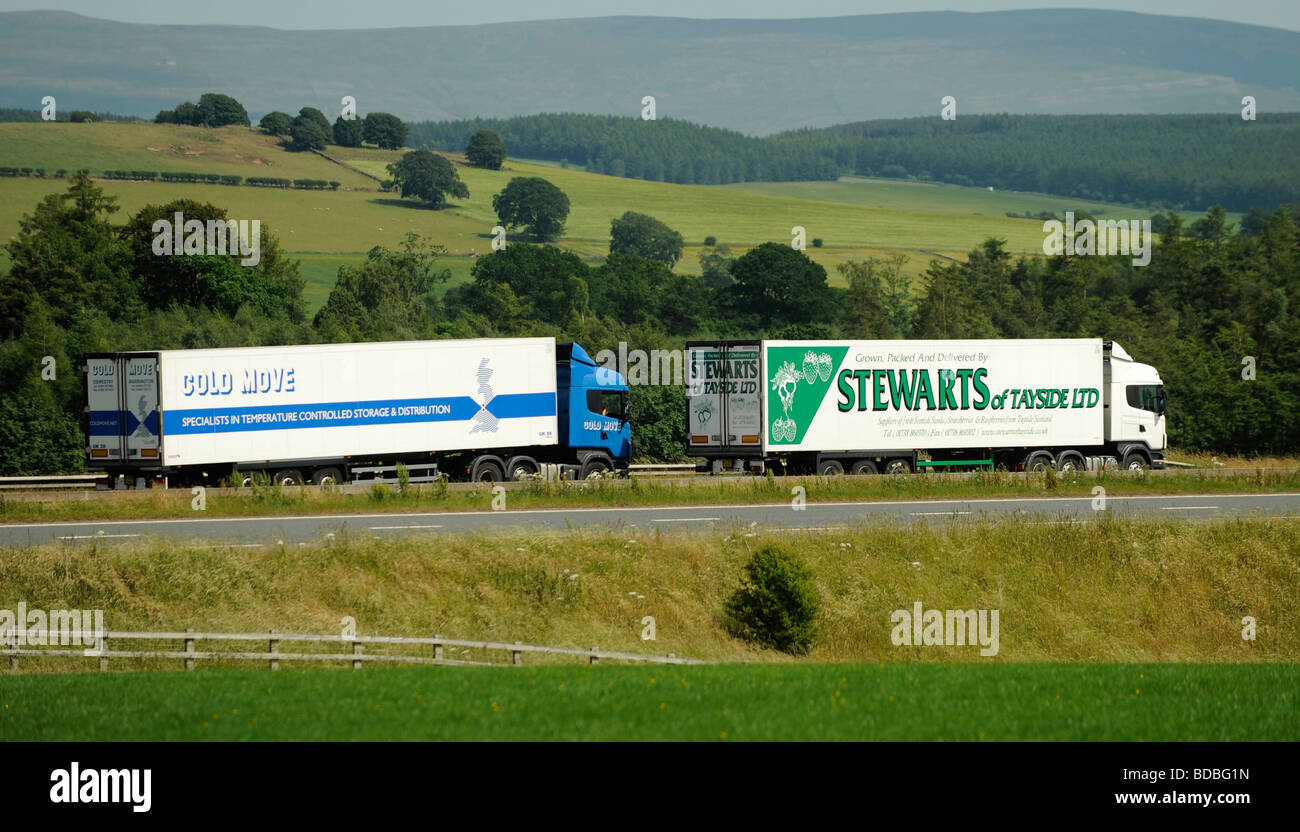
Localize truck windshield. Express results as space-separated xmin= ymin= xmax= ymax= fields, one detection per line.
xmin=1127 ymin=384 xmax=1165 ymax=415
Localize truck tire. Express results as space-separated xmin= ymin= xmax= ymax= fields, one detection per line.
xmin=472 ymin=459 xmax=504 ymax=483
xmin=1122 ymin=450 xmax=1150 ymax=472
xmin=581 ymin=458 xmax=611 ymax=479
xmin=883 ymin=458 xmax=912 ymax=476
xmin=1055 ymin=452 xmax=1084 ymax=473
xmin=312 ymin=467 xmax=343 ymax=487
xmin=273 ymin=469 xmax=303 ymax=486
xmin=817 ymin=459 xmax=845 ymax=476
xmin=506 ymin=456 xmax=538 ymax=481
xmin=850 ymin=460 xmax=879 ymax=475
xmin=1023 ymin=452 xmax=1053 ymax=473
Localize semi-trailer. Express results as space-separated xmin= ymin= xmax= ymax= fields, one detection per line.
xmin=685 ymin=338 xmax=1166 ymax=475
xmin=86 ymin=337 xmax=631 ymax=487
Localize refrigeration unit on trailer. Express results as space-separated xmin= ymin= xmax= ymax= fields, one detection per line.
xmin=685 ymin=338 xmax=1166 ymax=475
xmin=86 ymin=338 xmax=630 ymax=487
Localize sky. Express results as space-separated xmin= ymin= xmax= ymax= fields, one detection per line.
xmin=1 ymin=0 xmax=1298 ymax=32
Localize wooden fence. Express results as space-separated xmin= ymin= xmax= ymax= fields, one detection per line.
xmin=3 ymin=628 xmax=706 ymax=671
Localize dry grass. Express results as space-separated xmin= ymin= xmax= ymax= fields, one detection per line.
xmin=2 ymin=515 xmax=1296 ymax=671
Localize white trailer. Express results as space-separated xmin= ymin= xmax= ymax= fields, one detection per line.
xmin=87 ymin=337 xmax=631 ymax=486
xmin=685 ymin=338 xmax=1166 ymax=475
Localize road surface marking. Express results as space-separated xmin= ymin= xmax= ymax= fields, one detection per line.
xmin=56 ymin=533 xmax=140 ymax=540
xmin=368 ymin=524 xmax=444 ymax=530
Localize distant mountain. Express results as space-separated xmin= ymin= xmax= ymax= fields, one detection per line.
xmin=1 ymin=10 xmax=1297 ymax=135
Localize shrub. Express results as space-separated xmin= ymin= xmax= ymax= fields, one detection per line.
xmin=725 ymin=544 xmax=819 ymax=655
xmin=703 ymin=235 xmax=717 ymax=246
xmin=811 ymin=237 xmax=823 ymax=248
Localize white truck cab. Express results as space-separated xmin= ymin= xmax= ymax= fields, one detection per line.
xmin=1104 ymin=340 xmax=1167 ymax=468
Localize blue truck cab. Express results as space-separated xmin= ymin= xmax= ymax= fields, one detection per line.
xmin=557 ymin=342 xmax=631 ymax=475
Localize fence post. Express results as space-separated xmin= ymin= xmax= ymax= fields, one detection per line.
xmin=589 ymin=646 xmax=599 ymax=666
xmin=512 ymin=641 xmax=523 ymax=666
xmin=352 ymin=640 xmax=363 ymax=670
xmin=433 ymin=634 xmax=443 ymax=661
xmin=99 ymin=634 xmax=108 ymax=672
xmin=184 ymin=628 xmax=195 ymax=671
xmin=269 ymin=629 xmax=279 ymax=671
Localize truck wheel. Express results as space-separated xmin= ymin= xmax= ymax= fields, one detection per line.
xmin=507 ymin=457 xmax=538 ymax=481
xmin=883 ymin=458 xmax=912 ymax=476
xmin=1122 ymin=451 xmax=1150 ymax=472
xmin=312 ymin=467 xmax=343 ymax=487
xmin=581 ymin=459 xmax=610 ymax=479
xmin=850 ymin=460 xmax=879 ymax=475
xmin=473 ymin=461 xmax=504 ymax=483
xmin=1024 ymin=452 xmax=1053 ymax=473
xmin=273 ymin=469 xmax=303 ymax=486
xmin=1055 ymin=453 xmax=1084 ymax=473
xmin=817 ymin=459 xmax=844 ymax=476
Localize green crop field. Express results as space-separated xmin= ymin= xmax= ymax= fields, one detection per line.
xmin=0 ymin=122 xmax=374 ymax=188
xmin=724 ymin=176 xmax=1232 ymax=224
xmin=0 ymin=121 xmax=1177 ymax=312
xmin=2 ymin=663 xmax=1295 ymax=741
xmin=349 ymin=154 xmax=1051 ymax=253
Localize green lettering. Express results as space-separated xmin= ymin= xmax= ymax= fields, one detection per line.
xmin=836 ymin=369 xmax=855 ymax=412
xmin=914 ymin=370 xmax=936 ymax=410
xmin=956 ymin=369 xmax=973 ymax=409
xmin=873 ymin=370 xmax=888 ymax=411
xmin=889 ymin=369 xmax=917 ymax=410
xmin=972 ymin=368 xmax=989 ymax=410
xmin=937 ymin=369 xmax=958 ymax=410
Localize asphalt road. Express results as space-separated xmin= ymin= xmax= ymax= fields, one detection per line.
xmin=2 ymin=492 xmax=1298 ymax=547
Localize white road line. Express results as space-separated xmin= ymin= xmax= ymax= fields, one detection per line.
xmin=368 ymin=524 xmax=444 ymax=530
xmin=56 ymin=533 xmax=140 ymax=540
xmin=911 ymin=511 xmax=971 ymax=516
xmin=653 ymin=517 xmax=720 ymax=523
xmin=6 ymin=493 xmax=1297 ymax=531
xmin=1161 ymin=506 xmax=1218 ymax=511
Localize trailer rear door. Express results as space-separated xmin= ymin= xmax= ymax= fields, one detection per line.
xmin=686 ymin=341 xmax=763 ymax=453
xmin=123 ymin=354 xmax=161 ymax=463
xmin=86 ymin=355 xmax=125 ymax=464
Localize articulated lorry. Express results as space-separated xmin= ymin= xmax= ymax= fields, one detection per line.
xmin=685 ymin=338 xmax=1166 ymax=475
xmin=86 ymin=337 xmax=630 ymax=487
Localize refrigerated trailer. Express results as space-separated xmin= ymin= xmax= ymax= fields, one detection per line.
xmin=86 ymin=338 xmax=630 ymax=487
xmin=685 ymin=338 xmax=1166 ymax=475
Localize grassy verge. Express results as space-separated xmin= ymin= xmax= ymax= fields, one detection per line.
xmin=3 ymin=467 xmax=1298 ymax=524
xmin=3 ymin=663 xmax=1295 ymax=741
xmin=2 ymin=516 xmax=1296 ymax=667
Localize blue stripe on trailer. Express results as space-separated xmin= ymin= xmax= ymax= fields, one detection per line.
xmin=162 ymin=393 xmax=556 ymax=435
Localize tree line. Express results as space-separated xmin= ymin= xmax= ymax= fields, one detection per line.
xmin=408 ymin=112 xmax=1300 ymax=213
xmin=1 ymin=175 xmax=1296 ymax=473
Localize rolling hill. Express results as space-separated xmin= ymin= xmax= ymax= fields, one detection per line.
xmin=1 ymin=10 xmax=1298 ymax=135
xmin=1 ymin=121 xmax=1148 ymax=311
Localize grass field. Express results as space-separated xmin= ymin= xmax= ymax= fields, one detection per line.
xmin=3 ymin=663 xmax=1295 ymax=741
xmin=2 ymin=516 xmax=1296 ymax=665
xmin=2 ymin=466 xmax=1297 ymax=524
xmin=0 ymin=121 xmax=1218 ymax=314
xmin=724 ymin=176 xmax=1237 ymax=224
xmin=0 ymin=122 xmax=375 ymax=188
